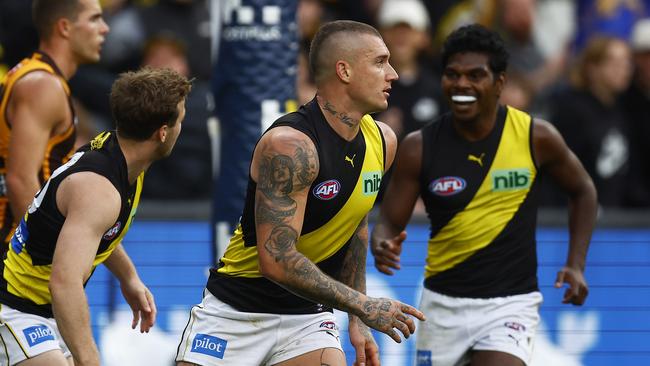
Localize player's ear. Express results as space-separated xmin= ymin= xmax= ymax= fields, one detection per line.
xmin=56 ymin=18 xmax=72 ymax=39
xmin=336 ymin=60 xmax=352 ymax=83
xmin=158 ymin=125 xmax=168 ymax=143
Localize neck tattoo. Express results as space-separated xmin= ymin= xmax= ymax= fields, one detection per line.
xmin=323 ymin=101 xmax=355 ymax=128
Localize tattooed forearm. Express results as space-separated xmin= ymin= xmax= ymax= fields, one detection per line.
xmin=286 ymin=254 xmax=364 ymax=313
xmin=263 ymin=217 xmax=405 ymax=334
xmin=340 ymin=217 xmax=368 ymax=293
xmin=323 ymin=101 xmax=356 ymax=128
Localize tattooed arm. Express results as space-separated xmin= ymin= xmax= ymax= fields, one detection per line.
xmin=341 ymin=216 xmax=379 ymax=365
xmin=252 ymin=127 xmax=424 ymax=343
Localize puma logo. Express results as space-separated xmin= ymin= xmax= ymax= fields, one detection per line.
xmin=345 ymin=154 xmax=356 ymax=167
xmin=468 ymin=153 xmax=485 ymax=167
xmin=508 ymin=334 xmax=521 ymax=347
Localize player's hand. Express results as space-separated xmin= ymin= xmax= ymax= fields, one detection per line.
xmin=371 ymin=231 xmax=406 ymax=275
xmin=360 ymin=297 xmax=425 ymax=343
xmin=555 ymin=266 xmax=589 ymax=305
xmin=349 ymin=317 xmax=380 ymax=366
xmin=120 ymin=278 xmax=157 ymax=332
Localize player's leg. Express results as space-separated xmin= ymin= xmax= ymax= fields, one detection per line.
xmin=415 ymin=289 xmax=473 ymax=366
xmin=470 ymin=350 xmax=525 ymax=366
xmin=16 ymin=350 xmax=68 ymax=365
xmin=267 ymin=312 xmax=344 ymax=366
xmin=176 ymin=362 xmax=199 ymax=366
xmin=0 ymin=304 xmax=69 ymax=366
xmin=470 ymin=292 xmax=542 ymax=366
xmin=273 ymin=348 xmax=345 ymax=366
xmin=175 ymin=291 xmax=277 ymax=365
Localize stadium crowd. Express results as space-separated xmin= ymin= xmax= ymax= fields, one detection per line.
xmin=1 ymin=0 xmax=649 ymax=209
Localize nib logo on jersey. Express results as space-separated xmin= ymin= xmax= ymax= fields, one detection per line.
xmin=362 ymin=171 xmax=382 ymax=196
xmin=23 ymin=325 xmax=55 ymax=347
xmin=491 ymin=169 xmax=532 ymax=191
xmin=191 ymin=334 xmax=227 ymax=359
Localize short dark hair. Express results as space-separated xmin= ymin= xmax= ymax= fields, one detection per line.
xmin=110 ymin=67 xmax=192 ymax=141
xmin=441 ymin=24 xmax=509 ymax=75
xmin=32 ymin=0 xmax=82 ymax=40
xmin=309 ymin=20 xmax=381 ymax=83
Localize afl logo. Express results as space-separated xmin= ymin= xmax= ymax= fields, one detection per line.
xmin=429 ymin=176 xmax=466 ymax=196
xmin=313 ymin=179 xmax=341 ymax=200
xmin=103 ymin=221 xmax=122 ymax=240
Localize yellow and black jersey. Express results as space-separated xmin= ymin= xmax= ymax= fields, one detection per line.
xmin=0 ymin=51 xmax=77 ymax=244
xmin=208 ymin=98 xmax=386 ymax=314
xmin=0 ymin=132 xmax=142 ymax=317
xmin=420 ymin=105 xmax=538 ymax=298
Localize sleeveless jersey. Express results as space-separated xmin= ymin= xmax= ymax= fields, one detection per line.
xmin=420 ymin=105 xmax=539 ymax=298
xmin=0 ymin=51 xmax=77 ymax=243
xmin=207 ymin=98 xmax=386 ymax=314
xmin=0 ymin=131 xmax=142 ymax=317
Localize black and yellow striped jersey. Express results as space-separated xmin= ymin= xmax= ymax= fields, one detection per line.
xmin=0 ymin=51 xmax=77 ymax=244
xmin=208 ymin=98 xmax=386 ymax=314
xmin=420 ymin=105 xmax=539 ymax=298
xmin=0 ymin=132 xmax=142 ymax=317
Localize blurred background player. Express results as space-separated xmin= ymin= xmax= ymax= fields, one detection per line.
xmin=0 ymin=0 xmax=109 ymax=250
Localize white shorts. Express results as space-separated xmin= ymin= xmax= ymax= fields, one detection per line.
xmin=0 ymin=303 xmax=70 ymax=365
xmin=175 ymin=290 xmax=342 ymax=366
xmin=415 ymin=289 xmax=542 ymax=366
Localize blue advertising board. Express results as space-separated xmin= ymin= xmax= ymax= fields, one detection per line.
xmin=86 ymin=221 xmax=650 ymax=366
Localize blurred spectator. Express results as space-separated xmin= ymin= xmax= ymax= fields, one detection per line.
xmin=373 ymin=0 xmax=443 ymax=207
xmin=375 ymin=0 xmax=443 ymax=141
xmin=572 ymin=0 xmax=649 ymax=53
xmin=138 ymin=0 xmax=211 ymax=80
xmin=494 ymin=0 xmax=569 ymax=116
xmin=67 ymin=0 xmax=141 ymax=132
xmin=295 ymin=0 xmax=325 ymax=104
xmin=622 ymin=18 xmax=650 ymax=206
xmin=297 ymin=0 xmax=327 ymax=41
xmin=0 ymin=0 xmax=38 ymax=74
xmin=424 ymin=0 xmax=496 ymax=62
xmin=139 ymin=35 xmax=212 ymax=200
xmin=70 ymin=0 xmax=211 ymax=131
xmin=500 ymin=72 xmax=535 ymax=111
xmin=548 ymin=36 xmax=633 ymax=207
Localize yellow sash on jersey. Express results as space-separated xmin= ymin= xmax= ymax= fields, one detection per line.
xmin=425 ymin=106 xmax=537 ymax=277
xmin=219 ymin=115 xmax=384 ymax=277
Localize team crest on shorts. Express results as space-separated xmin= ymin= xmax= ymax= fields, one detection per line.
xmin=319 ymin=321 xmax=338 ymax=330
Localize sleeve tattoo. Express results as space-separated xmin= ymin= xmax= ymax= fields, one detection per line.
xmin=254 ymin=138 xmax=367 ymax=313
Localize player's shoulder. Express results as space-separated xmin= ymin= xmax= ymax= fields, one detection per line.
xmin=531 ymin=117 xmax=562 ymax=142
xmin=259 ymin=125 xmax=315 ymax=153
xmin=11 ymin=70 xmax=66 ymax=103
